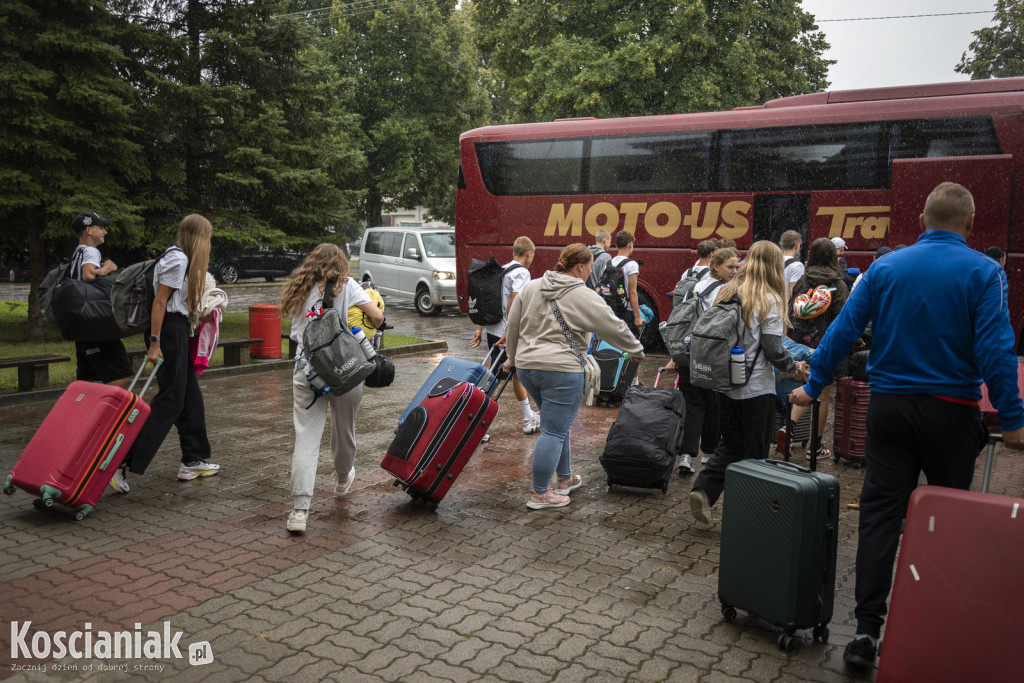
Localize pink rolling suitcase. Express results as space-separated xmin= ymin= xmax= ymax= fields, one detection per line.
xmin=4 ymin=362 xmax=159 ymax=520
xmin=876 ymin=485 xmax=1024 ymax=682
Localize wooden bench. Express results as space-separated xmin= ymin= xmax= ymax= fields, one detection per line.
xmin=0 ymin=354 xmax=72 ymax=392
xmin=126 ymin=337 xmax=264 ymax=369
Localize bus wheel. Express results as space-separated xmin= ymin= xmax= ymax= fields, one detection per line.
xmin=637 ymin=289 xmax=664 ymax=352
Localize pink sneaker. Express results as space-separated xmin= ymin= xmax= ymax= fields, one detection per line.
xmin=553 ymin=473 xmax=582 ymax=495
xmin=527 ymin=489 xmax=570 ymax=510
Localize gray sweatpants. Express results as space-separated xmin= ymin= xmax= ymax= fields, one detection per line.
xmin=289 ymin=363 xmax=364 ymax=510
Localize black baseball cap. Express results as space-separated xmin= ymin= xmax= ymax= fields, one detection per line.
xmin=71 ymin=212 xmax=112 ymax=234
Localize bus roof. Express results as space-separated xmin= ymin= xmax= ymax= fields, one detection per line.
xmin=461 ymin=78 xmax=1024 ymax=142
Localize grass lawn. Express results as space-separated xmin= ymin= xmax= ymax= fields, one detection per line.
xmin=0 ymin=301 xmax=426 ymax=392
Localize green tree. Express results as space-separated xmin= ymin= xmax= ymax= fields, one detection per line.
xmin=472 ymin=0 xmax=831 ymax=120
xmin=0 ymin=0 xmax=147 ymax=337
xmin=329 ymin=0 xmax=489 ymax=227
xmin=957 ymin=1 xmax=1024 ymax=79
xmin=114 ymin=0 xmax=365 ymax=249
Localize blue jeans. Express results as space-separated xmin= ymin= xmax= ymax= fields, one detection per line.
xmin=516 ymin=369 xmax=584 ymax=493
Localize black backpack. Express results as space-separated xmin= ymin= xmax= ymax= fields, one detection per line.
xmin=596 ymin=258 xmax=635 ymax=318
xmin=466 ymin=257 xmax=525 ymax=325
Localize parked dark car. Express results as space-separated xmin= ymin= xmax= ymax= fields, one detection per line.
xmin=209 ymin=245 xmax=304 ymax=284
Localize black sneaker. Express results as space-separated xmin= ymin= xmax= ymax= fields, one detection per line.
xmin=843 ymin=636 xmax=877 ymax=669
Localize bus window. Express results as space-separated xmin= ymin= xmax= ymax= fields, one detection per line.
xmin=719 ymin=123 xmax=882 ymax=192
xmin=888 ymin=116 xmax=1000 ymax=162
xmin=588 ymin=131 xmax=712 ymax=194
xmin=476 ymin=139 xmax=584 ymax=195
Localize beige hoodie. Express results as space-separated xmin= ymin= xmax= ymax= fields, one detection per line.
xmin=505 ymin=270 xmax=644 ymax=373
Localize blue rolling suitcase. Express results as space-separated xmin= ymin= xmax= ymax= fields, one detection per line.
xmin=397 ymin=348 xmax=501 ymax=425
xmin=591 ymin=338 xmax=637 ymax=406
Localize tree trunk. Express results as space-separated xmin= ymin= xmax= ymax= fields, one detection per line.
xmin=364 ymin=187 xmax=384 ymax=228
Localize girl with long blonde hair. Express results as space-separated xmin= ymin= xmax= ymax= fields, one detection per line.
xmin=282 ymin=243 xmax=384 ymax=534
xmin=689 ymin=241 xmax=808 ymax=525
xmin=116 ymin=214 xmax=220 ymax=491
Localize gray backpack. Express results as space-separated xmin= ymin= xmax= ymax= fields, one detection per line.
xmin=660 ymin=280 xmax=723 ymax=368
xmin=303 ymin=281 xmax=375 ymax=396
xmin=671 ymin=266 xmax=708 ymax=309
xmin=688 ymin=294 xmax=758 ymax=392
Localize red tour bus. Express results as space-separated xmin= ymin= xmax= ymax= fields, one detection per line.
xmin=455 ymin=78 xmax=1024 ymax=350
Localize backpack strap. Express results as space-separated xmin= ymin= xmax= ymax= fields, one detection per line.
xmin=321 ymin=280 xmax=337 ymax=310
xmin=784 ymin=257 xmax=798 ymax=268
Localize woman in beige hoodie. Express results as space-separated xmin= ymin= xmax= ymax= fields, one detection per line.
xmin=504 ymin=243 xmax=644 ymax=509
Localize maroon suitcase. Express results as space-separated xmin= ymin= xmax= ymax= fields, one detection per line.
xmin=832 ymin=377 xmax=868 ymax=465
xmin=877 ymin=486 xmax=1024 ymax=682
xmin=381 ymin=372 xmax=509 ymax=506
xmin=3 ymin=362 xmax=159 ymax=520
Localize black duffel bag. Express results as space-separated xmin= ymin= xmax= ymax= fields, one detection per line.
xmin=599 ymin=386 xmax=685 ymax=493
xmin=50 ymin=273 xmax=124 ymax=342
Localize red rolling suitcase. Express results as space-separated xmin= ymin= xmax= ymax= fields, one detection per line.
xmin=3 ymin=362 xmax=159 ymax=520
xmin=832 ymin=377 xmax=869 ymax=465
xmin=381 ymin=370 xmax=511 ymax=506
xmin=876 ymin=486 xmax=1024 ymax=682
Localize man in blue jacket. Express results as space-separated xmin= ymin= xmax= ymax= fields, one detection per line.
xmin=791 ymin=182 xmax=1024 ymax=670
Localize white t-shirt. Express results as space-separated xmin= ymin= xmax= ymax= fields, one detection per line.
xmin=153 ymin=248 xmax=190 ymax=316
xmin=726 ymin=294 xmax=785 ymax=401
xmin=691 ymin=276 xmax=725 ymax=310
xmin=70 ymin=245 xmax=101 ymax=280
xmin=610 ymin=255 xmax=640 ymax=312
xmin=290 ymin=277 xmax=371 ymax=360
xmin=484 ymin=260 xmax=531 ymax=337
xmin=783 ymin=257 xmax=805 ymax=290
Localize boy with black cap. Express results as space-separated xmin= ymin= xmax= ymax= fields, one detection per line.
xmin=69 ymin=211 xmax=133 ymax=389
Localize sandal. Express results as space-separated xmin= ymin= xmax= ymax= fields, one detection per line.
xmin=806 ymin=445 xmax=832 ymax=461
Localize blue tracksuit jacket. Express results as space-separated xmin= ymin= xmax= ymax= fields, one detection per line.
xmin=803 ymin=229 xmax=1024 ymax=431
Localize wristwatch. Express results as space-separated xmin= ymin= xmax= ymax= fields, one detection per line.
xmin=150 ymin=335 xmax=160 ymax=342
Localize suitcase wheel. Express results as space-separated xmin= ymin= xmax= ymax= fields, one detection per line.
xmin=73 ymin=510 xmax=87 ymax=522
xmin=33 ymin=498 xmax=53 ymax=509
xmin=812 ymin=624 xmax=829 ymax=644
xmin=721 ymin=604 xmax=737 ymax=622
xmin=778 ymin=633 xmax=798 ymax=653
xmin=3 ymin=485 xmax=14 ymax=495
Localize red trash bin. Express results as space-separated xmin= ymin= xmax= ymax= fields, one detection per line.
xmin=249 ymin=304 xmax=282 ymax=359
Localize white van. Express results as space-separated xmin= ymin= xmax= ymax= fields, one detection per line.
xmin=359 ymin=226 xmax=457 ymax=316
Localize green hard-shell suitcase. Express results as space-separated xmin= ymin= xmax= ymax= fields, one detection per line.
xmin=717 ymin=459 xmax=839 ymax=652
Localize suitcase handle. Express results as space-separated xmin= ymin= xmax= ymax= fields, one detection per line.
xmin=764 ymin=458 xmax=812 ymax=474
xmin=982 ymin=433 xmax=1002 ymax=493
xmin=127 ymin=357 xmax=163 ymax=398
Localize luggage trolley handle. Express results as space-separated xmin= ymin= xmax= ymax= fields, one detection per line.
xmin=127 ymin=357 xmax=164 ymax=399
xmin=784 ymin=398 xmax=820 ymax=472
xmin=982 ymin=433 xmax=1002 ymax=494
xmin=482 ymin=343 xmax=515 ymax=401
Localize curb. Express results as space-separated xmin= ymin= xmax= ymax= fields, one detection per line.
xmin=0 ymin=340 xmax=448 ymax=407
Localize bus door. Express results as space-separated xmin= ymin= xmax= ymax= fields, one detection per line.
xmin=753 ymin=194 xmax=811 ymax=259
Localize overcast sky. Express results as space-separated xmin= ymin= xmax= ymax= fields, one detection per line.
xmin=801 ymin=1 xmax=998 ymax=91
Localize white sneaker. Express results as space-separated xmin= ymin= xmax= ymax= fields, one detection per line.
xmin=334 ymin=467 xmax=355 ymax=496
xmin=700 ymin=454 xmax=711 ymax=465
xmin=678 ymin=455 xmax=695 ymax=476
xmin=690 ymin=489 xmax=712 ymax=525
xmin=177 ymin=460 xmax=220 ymax=481
xmin=523 ymin=414 xmax=540 ymax=434
xmin=108 ymin=468 xmax=130 ymax=494
xmin=286 ymin=510 xmax=307 ymax=533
